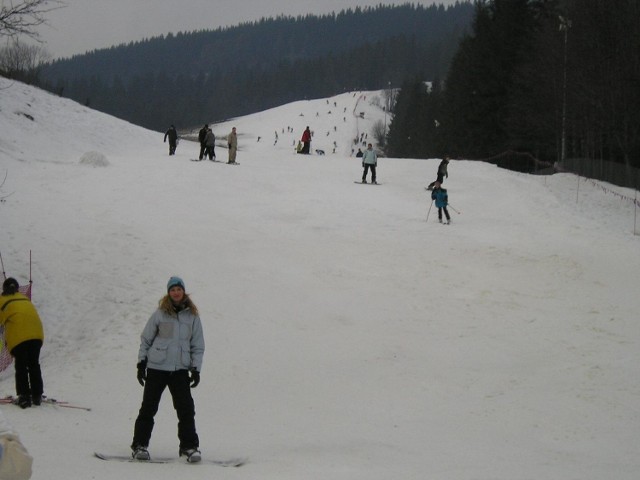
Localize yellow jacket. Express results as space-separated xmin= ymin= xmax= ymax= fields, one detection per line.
xmin=0 ymin=293 xmax=44 ymax=353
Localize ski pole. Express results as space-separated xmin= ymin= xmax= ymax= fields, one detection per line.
xmin=426 ymin=199 xmax=434 ymax=222
xmin=448 ymin=204 xmax=461 ymax=214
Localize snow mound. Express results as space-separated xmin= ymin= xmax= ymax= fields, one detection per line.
xmin=79 ymin=151 xmax=109 ymax=167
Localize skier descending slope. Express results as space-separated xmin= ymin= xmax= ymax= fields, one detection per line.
xmin=431 ymin=183 xmax=451 ymax=224
xmin=131 ymin=276 xmax=205 ymax=463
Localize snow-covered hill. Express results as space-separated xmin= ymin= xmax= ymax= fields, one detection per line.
xmin=1 ymin=77 xmax=639 ymax=480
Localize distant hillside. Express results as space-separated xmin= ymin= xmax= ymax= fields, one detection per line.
xmin=38 ymin=3 xmax=473 ymax=131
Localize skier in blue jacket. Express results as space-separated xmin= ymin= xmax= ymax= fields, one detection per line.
xmin=431 ymin=182 xmax=451 ymax=224
xmin=131 ymin=276 xmax=205 ymax=463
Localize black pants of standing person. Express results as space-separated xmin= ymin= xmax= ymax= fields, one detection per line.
xmin=438 ymin=207 xmax=451 ymax=222
xmin=205 ymin=145 xmax=216 ymax=160
xmin=168 ymin=140 xmax=177 ymax=155
xmin=11 ymin=339 xmax=44 ymax=401
xmin=198 ymin=143 xmax=207 ymax=160
xmin=132 ymin=369 xmax=199 ymax=451
xmin=362 ymin=164 xmax=376 ymax=183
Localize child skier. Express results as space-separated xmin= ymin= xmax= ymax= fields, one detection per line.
xmin=431 ymin=182 xmax=451 ymax=224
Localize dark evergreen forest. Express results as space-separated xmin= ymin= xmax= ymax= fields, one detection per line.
xmin=37 ymin=4 xmax=474 ymax=131
xmin=386 ymin=0 xmax=640 ymax=172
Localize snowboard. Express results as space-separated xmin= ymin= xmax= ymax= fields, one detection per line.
xmin=94 ymin=452 xmax=246 ymax=467
xmin=354 ymin=181 xmax=381 ymax=185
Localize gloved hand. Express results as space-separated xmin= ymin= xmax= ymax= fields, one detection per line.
xmin=189 ymin=368 xmax=200 ymax=388
xmin=136 ymin=360 xmax=147 ymax=386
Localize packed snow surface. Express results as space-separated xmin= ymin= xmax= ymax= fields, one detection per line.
xmin=1 ymin=77 xmax=639 ymax=479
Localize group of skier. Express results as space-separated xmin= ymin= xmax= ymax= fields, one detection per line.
xmin=167 ymin=121 xmax=452 ymax=225
xmin=164 ymin=124 xmax=238 ymax=164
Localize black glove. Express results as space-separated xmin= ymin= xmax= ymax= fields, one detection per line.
xmin=190 ymin=368 xmax=200 ymax=388
xmin=137 ymin=360 xmax=147 ymax=387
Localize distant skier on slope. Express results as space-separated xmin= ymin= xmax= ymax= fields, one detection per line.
xmin=431 ymin=182 xmax=451 ymax=224
xmin=427 ymin=156 xmax=449 ymax=190
xmin=299 ymin=126 xmax=311 ymax=154
xmin=197 ymin=124 xmax=208 ymax=161
xmin=227 ymin=127 xmax=238 ymax=164
xmin=163 ymin=125 xmax=178 ymax=155
xmin=204 ymin=128 xmax=216 ymax=160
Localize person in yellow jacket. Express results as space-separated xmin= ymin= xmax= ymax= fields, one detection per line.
xmin=0 ymin=278 xmax=44 ymax=409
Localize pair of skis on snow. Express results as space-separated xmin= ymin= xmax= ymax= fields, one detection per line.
xmin=0 ymin=395 xmax=91 ymax=411
xmin=191 ymin=159 xmax=240 ymax=165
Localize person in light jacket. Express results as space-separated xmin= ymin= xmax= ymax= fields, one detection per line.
xmin=131 ymin=276 xmax=205 ymax=463
xmin=0 ymin=409 xmax=32 ymax=479
xmin=227 ymin=127 xmax=238 ymax=164
xmin=0 ymin=278 xmax=44 ymax=409
xmin=361 ymin=143 xmax=378 ymax=184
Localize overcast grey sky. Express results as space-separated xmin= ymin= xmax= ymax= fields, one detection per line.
xmin=34 ymin=0 xmax=460 ymax=59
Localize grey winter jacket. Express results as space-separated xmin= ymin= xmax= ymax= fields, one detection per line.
xmin=362 ymin=148 xmax=377 ymax=165
xmin=137 ymin=307 xmax=205 ymax=372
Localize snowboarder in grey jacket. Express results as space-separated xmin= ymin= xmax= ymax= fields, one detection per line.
xmin=361 ymin=143 xmax=377 ymax=184
xmin=131 ymin=276 xmax=205 ymax=463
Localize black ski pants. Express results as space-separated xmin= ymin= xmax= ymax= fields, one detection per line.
xmin=438 ymin=207 xmax=451 ymax=221
xmin=11 ymin=339 xmax=44 ymax=399
xmin=362 ymin=164 xmax=376 ymax=183
xmin=132 ymin=369 xmax=199 ymax=450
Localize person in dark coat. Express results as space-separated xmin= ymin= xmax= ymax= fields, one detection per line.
xmin=431 ymin=183 xmax=451 ymax=224
xmin=164 ymin=125 xmax=178 ymax=155
xmin=428 ymin=156 xmax=450 ymax=190
xmin=204 ymin=128 xmax=216 ymax=160
xmin=197 ymin=124 xmax=208 ymax=161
